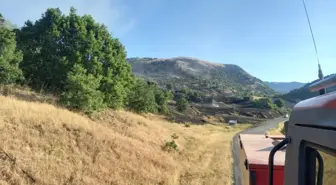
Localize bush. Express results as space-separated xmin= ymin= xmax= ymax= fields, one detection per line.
xmin=177 ymin=96 xmax=189 ymax=112
xmin=163 ymin=140 xmax=178 ymax=152
xmin=274 ymin=98 xmax=285 ymax=108
xmin=162 ymin=133 xmax=179 ymax=152
xmin=253 ymin=98 xmax=276 ymax=109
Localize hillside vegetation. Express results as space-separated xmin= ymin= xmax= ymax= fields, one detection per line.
xmin=127 ymin=57 xmax=276 ymax=98
xmin=0 ymin=95 xmax=249 ymax=185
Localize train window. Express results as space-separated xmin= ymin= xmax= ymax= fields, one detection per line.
xmin=302 ymin=144 xmax=336 ymax=185
xmin=315 ymin=150 xmax=336 ymax=185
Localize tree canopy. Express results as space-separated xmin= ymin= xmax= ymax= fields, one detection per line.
xmin=0 ymin=14 xmax=23 ymax=85
xmin=13 ymin=8 xmax=138 ymax=112
xmin=0 ymin=8 xmax=171 ymax=114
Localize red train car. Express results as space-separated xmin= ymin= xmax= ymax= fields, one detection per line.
xmin=238 ymin=134 xmax=285 ymax=185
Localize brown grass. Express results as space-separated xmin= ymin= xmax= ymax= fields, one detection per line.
xmin=0 ymin=95 xmax=250 ymax=185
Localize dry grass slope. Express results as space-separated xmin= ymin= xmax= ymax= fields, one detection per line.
xmin=0 ymin=95 xmax=249 ymax=185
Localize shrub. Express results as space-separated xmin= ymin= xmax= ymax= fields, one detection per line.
xmin=162 ymin=133 xmax=179 ymax=152
xmin=177 ymin=96 xmax=189 ymax=112
xmin=274 ymin=98 xmax=285 ymax=108
xmin=162 ymin=140 xmax=178 ymax=152
xmin=252 ymin=98 xmax=276 ymax=109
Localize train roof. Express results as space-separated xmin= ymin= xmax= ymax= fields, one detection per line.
xmin=239 ymin=134 xmax=286 ymax=166
xmin=290 ymin=91 xmax=336 ymax=129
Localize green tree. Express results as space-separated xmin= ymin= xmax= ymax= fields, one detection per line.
xmin=16 ymin=8 xmax=133 ymax=90
xmin=176 ymin=96 xmax=189 ymax=112
xmin=187 ymin=90 xmax=202 ymax=102
xmin=0 ymin=14 xmax=24 ymax=84
xmin=274 ymin=98 xmax=285 ymax=108
xmin=166 ymin=83 xmax=173 ymax=91
xmin=0 ymin=14 xmax=17 ymax=30
xmin=253 ymin=98 xmax=276 ymax=109
xmin=127 ymin=79 xmax=158 ymax=113
xmin=155 ymin=88 xmax=173 ymax=114
xmin=61 ymin=64 xmax=105 ymax=113
xmin=16 ymin=7 xmax=134 ymax=111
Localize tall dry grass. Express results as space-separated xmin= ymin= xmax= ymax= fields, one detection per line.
xmin=0 ymin=95 xmax=249 ymax=185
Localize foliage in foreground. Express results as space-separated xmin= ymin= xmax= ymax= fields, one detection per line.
xmin=14 ymin=7 xmax=134 ymax=112
xmin=0 ymin=15 xmax=24 ymax=85
xmin=0 ymin=8 xmax=172 ymax=114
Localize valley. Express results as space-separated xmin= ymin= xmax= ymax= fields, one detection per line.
xmin=1 ymin=4 xmax=334 ymax=185
xmin=127 ymin=57 xmax=289 ymax=124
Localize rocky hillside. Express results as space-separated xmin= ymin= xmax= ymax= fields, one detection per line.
xmin=282 ymin=74 xmax=336 ymax=103
xmin=127 ymin=57 xmax=275 ymax=97
xmin=264 ymin=81 xmax=305 ymax=93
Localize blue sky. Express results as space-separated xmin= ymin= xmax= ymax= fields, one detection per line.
xmin=1 ymin=0 xmax=335 ymax=83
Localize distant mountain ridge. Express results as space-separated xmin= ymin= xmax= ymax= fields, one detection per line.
xmin=282 ymin=74 xmax=336 ymax=103
xmin=264 ymin=81 xmax=305 ymax=93
xmin=127 ymin=57 xmax=276 ymax=97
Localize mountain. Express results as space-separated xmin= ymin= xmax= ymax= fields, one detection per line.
xmin=127 ymin=57 xmax=276 ymax=97
xmin=282 ymin=74 xmax=336 ymax=103
xmin=264 ymin=82 xmax=305 ymax=93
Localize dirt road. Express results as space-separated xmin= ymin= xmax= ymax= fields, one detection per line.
xmin=231 ymin=117 xmax=288 ymax=185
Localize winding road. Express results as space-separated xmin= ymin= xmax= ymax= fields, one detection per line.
xmin=232 ymin=117 xmax=288 ymax=185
